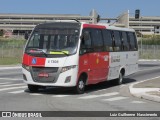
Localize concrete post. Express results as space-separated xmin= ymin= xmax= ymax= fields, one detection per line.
xmin=117 ymin=10 xmax=129 ymax=28
xmin=90 ymin=9 xmax=98 ymax=24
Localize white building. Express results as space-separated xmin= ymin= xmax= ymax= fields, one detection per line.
xmin=0 ymin=10 xmax=159 ymax=35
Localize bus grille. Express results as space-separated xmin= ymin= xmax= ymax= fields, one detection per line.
xmin=31 ymin=67 xmax=59 ymax=83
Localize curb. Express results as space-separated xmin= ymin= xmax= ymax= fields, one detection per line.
xmin=141 ymin=93 xmax=160 ymax=103
xmin=129 ymin=76 xmax=160 ymax=103
xmin=139 ymin=59 xmax=160 ymax=62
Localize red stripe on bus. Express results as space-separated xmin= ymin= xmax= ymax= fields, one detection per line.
xmin=22 ymin=53 xmax=46 ymax=67
xmin=83 ymin=24 xmax=106 ymax=29
xmin=78 ymin=52 xmax=109 ymax=85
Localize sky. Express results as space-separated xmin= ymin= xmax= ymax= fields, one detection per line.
xmin=0 ymin=0 xmax=160 ymax=18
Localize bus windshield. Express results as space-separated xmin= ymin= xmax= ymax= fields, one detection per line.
xmin=26 ymin=23 xmax=80 ymax=56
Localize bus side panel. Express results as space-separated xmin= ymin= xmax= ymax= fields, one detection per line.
xmin=108 ymin=51 xmax=138 ymax=80
xmin=78 ymin=54 xmax=92 ymax=84
xmin=92 ymin=52 xmax=110 ymax=83
xmin=108 ymin=52 xmax=121 ymax=80
xmin=78 ymin=52 xmax=109 ymax=85
xmin=125 ymin=51 xmax=138 ymax=76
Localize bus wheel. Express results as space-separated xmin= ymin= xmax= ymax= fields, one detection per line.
xmin=74 ymin=76 xmax=86 ymax=94
xmin=28 ymin=84 xmax=39 ymax=92
xmin=116 ymin=72 xmax=123 ymax=85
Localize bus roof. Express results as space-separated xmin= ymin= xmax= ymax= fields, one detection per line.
xmin=35 ymin=20 xmax=135 ymax=32
xmin=83 ymin=22 xmax=135 ymax=32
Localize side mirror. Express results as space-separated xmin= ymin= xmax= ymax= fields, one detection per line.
xmin=24 ymin=32 xmax=29 ymax=40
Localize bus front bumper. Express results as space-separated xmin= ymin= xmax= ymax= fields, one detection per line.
xmin=22 ymin=67 xmax=78 ymax=87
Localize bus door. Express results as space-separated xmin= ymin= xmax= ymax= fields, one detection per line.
xmin=79 ymin=29 xmax=109 ymax=84
xmin=79 ymin=29 xmax=94 ymax=84
xmin=90 ymin=29 xmax=109 ymax=82
xmin=88 ymin=52 xmax=109 ymax=83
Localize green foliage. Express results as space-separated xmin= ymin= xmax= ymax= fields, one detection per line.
xmin=138 ymin=35 xmax=160 ymax=45
xmin=0 ymin=38 xmax=26 ymax=65
xmin=0 ymin=57 xmax=21 ymax=65
xmin=0 ymin=38 xmax=26 ymax=46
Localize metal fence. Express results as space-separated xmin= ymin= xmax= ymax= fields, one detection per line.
xmin=0 ymin=43 xmax=160 ymax=61
xmin=0 ymin=41 xmax=25 ymax=64
xmin=0 ymin=44 xmax=24 ymax=58
xmin=139 ymin=45 xmax=160 ymax=59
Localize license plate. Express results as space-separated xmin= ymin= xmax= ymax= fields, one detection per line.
xmin=38 ymin=73 xmax=49 ymax=78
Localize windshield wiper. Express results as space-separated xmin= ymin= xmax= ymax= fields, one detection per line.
xmin=27 ymin=48 xmax=48 ymax=57
xmin=40 ymin=50 xmax=48 ymax=57
xmin=50 ymin=50 xmax=69 ymax=56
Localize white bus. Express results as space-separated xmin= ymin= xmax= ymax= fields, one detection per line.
xmin=22 ymin=21 xmax=138 ymax=94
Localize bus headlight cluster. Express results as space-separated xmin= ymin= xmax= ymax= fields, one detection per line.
xmin=22 ymin=64 xmax=30 ymax=71
xmin=61 ymin=65 xmax=76 ymax=73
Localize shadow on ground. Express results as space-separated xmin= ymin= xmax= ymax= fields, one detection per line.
xmin=24 ymin=78 xmax=136 ymax=95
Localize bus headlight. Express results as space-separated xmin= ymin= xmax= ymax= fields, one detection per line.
xmin=22 ymin=64 xmax=30 ymax=71
xmin=61 ymin=65 xmax=76 ymax=73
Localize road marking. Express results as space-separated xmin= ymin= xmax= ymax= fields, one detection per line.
xmin=0 ymin=66 xmax=21 ymax=70
xmin=78 ymin=92 xmax=119 ymax=99
xmin=30 ymin=93 xmax=42 ymax=96
xmin=0 ymin=78 xmax=23 ymax=81
xmin=103 ymin=96 xmax=128 ymax=101
xmin=94 ymin=89 xmax=108 ymax=93
xmin=138 ymin=67 xmax=160 ymax=72
xmin=78 ymin=95 xmax=98 ymax=99
xmin=131 ymin=101 xmax=146 ymax=104
xmin=52 ymin=95 xmax=70 ymax=97
xmin=139 ymin=59 xmax=160 ymax=62
xmin=0 ymin=72 xmax=21 ymax=75
xmin=0 ymin=86 xmax=26 ymax=92
xmin=0 ymin=82 xmax=11 ymax=85
xmin=1 ymin=83 xmax=25 ymax=87
xmin=120 ymin=85 xmax=127 ymax=88
xmin=8 ymin=90 xmax=24 ymax=94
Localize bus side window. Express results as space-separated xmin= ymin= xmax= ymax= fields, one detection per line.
xmin=92 ymin=29 xmax=104 ymax=52
xmin=80 ymin=29 xmax=92 ymax=54
xmin=112 ymin=31 xmax=121 ymax=51
xmin=119 ymin=31 xmax=125 ymax=51
xmin=133 ymin=32 xmax=138 ymax=50
xmin=102 ymin=30 xmax=113 ymax=51
xmin=122 ymin=32 xmax=130 ymax=51
xmin=128 ymin=32 xmax=137 ymax=51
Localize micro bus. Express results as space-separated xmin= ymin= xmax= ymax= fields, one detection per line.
xmin=22 ymin=21 xmax=138 ymax=94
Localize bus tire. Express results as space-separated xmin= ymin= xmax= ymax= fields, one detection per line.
xmin=115 ymin=72 xmax=123 ymax=85
xmin=28 ymin=84 xmax=39 ymax=92
xmin=74 ymin=76 xmax=86 ymax=94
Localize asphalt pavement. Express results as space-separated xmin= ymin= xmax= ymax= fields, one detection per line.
xmin=0 ymin=60 xmax=160 ymax=120
xmin=1 ymin=63 xmax=160 ymax=104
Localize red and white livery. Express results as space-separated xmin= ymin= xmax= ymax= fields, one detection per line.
xmin=22 ymin=21 xmax=138 ymax=94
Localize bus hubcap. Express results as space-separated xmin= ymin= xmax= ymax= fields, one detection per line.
xmin=79 ymin=81 xmax=84 ymax=90
xmin=119 ymin=73 xmax=122 ymax=83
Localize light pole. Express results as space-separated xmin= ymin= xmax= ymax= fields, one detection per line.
xmin=140 ymin=16 xmax=143 ymax=57
xmin=135 ymin=9 xmax=142 ymax=57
